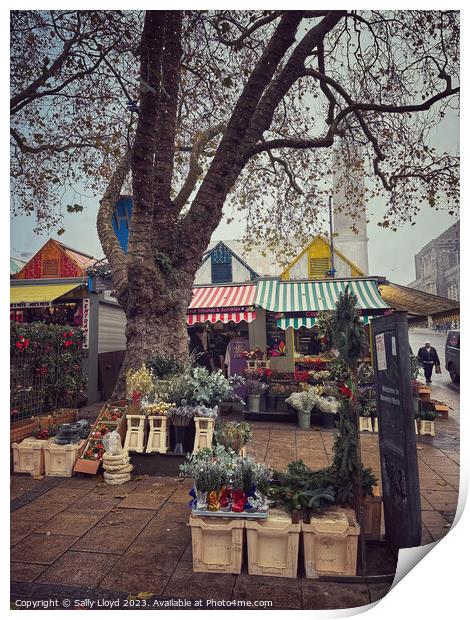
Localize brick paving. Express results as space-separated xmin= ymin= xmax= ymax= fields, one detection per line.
xmin=10 ymin=411 xmax=460 ymax=610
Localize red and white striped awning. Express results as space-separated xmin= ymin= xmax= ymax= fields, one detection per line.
xmin=186 ymin=285 xmax=256 ymax=325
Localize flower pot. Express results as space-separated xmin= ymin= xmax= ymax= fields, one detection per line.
xmin=413 ymin=397 xmax=420 ymax=416
xmin=196 ymin=490 xmax=208 ymax=511
xmin=248 ymin=394 xmax=261 ymax=412
xmin=265 ymin=394 xmax=276 ymax=410
xmin=419 ymin=420 xmax=436 ymax=437
xmin=12 ymin=437 xmax=48 ymax=479
xmin=276 ymin=396 xmax=288 ymax=412
xmin=297 ymin=410 xmax=311 ymax=430
xmin=359 ymin=416 xmax=373 ymax=433
xmin=302 ymin=509 xmax=359 ymax=579
xmin=189 ymin=515 xmax=244 ymax=574
xmin=245 ymin=508 xmax=301 ymax=578
xmin=320 ymin=410 xmax=337 ymax=429
xmin=173 ymin=425 xmax=187 ymax=454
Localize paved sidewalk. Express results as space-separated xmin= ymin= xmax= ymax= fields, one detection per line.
xmin=10 ymin=417 xmax=459 ymax=610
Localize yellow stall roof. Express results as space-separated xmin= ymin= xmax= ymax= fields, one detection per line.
xmin=10 ymin=283 xmax=82 ymax=306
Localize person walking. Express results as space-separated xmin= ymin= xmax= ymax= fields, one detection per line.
xmin=418 ymin=340 xmax=441 ymax=384
xmin=188 ymin=325 xmax=213 ymax=372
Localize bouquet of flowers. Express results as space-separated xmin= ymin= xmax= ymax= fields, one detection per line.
xmin=308 ymin=370 xmax=331 ymax=382
xmin=193 ymin=405 xmax=218 ymax=419
xmin=143 ymin=401 xmax=175 ymax=416
xmin=214 ymin=421 xmax=252 ymax=453
xmin=126 ymin=365 xmax=155 ymax=400
xmin=315 ymin=395 xmax=339 ymax=414
xmin=167 ymin=404 xmax=196 ymax=427
xmin=166 ymin=367 xmax=244 ymax=408
xmin=286 ymin=389 xmax=318 ymax=414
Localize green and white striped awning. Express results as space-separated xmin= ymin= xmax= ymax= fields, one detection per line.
xmin=256 ymin=279 xmax=388 ymax=313
xmin=277 ymin=315 xmax=370 ymax=330
xmin=277 ymin=317 xmax=316 ymax=330
xmin=254 ymin=279 xmax=279 ymax=312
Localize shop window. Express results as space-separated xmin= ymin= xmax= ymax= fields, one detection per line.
xmin=43 ymin=259 xmax=59 ymax=276
xmin=309 ymin=257 xmax=330 ymax=279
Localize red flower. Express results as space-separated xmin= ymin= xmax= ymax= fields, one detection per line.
xmin=15 ymin=336 xmax=30 ymax=351
xmin=340 ymin=385 xmax=353 ymax=399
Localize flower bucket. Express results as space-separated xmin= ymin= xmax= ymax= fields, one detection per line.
xmin=297 ymin=410 xmax=311 ymax=430
xmin=248 ymin=394 xmax=261 ymax=412
xmin=320 ymin=411 xmax=337 ymax=429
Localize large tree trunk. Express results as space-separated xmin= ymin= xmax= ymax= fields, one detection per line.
xmin=113 ymin=271 xmax=193 ymax=397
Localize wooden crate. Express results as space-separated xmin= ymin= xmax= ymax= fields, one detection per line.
xmin=51 ymin=408 xmax=78 ymax=426
xmin=359 ymin=417 xmax=373 ymax=433
xmin=74 ymin=401 xmax=127 ymax=474
xmin=124 ymin=415 xmax=146 ymax=453
xmin=363 ymin=488 xmax=382 ymax=540
xmin=245 ymin=508 xmax=301 ymax=578
xmin=146 ymin=416 xmax=169 ymax=454
xmin=189 ymin=515 xmax=244 ymax=574
xmin=419 ymin=420 xmax=436 ymax=437
xmin=433 ymin=404 xmax=449 ymax=420
xmin=12 ymin=437 xmax=48 ymax=479
xmin=302 ymin=510 xmax=359 ymax=579
xmin=10 ymin=419 xmax=40 ymax=444
xmin=193 ymin=417 xmax=215 ymax=453
xmin=44 ymin=439 xmax=85 ymax=477
xmin=418 ymin=387 xmax=431 ymax=402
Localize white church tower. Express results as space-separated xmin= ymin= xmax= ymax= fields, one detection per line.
xmin=332 ymin=140 xmax=369 ymax=275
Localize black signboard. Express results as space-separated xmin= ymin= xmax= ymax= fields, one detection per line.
xmin=371 ymin=311 xmax=421 ymax=548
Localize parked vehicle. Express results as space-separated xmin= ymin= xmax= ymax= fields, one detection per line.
xmin=445 ymin=330 xmax=460 ymax=383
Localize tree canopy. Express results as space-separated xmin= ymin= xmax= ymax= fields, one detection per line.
xmin=11 ymin=10 xmax=459 ymax=250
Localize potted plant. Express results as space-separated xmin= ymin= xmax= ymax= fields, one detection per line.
xmin=125 ymin=365 xmax=155 ymax=414
xmin=231 ymin=457 xmax=257 ymax=512
xmin=214 ymin=420 xmax=252 ymax=454
xmin=358 ymin=403 xmax=374 ymax=433
xmin=167 ymin=405 xmax=196 ymax=454
xmin=285 ymin=389 xmax=317 ymax=429
xmin=252 ymin=462 xmax=272 ymax=512
xmin=419 ymin=407 xmax=437 ymax=436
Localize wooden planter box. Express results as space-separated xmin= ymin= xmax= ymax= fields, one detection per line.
xmin=51 ymin=408 xmax=78 ymax=427
xmin=74 ymin=402 xmax=127 ymax=474
xmin=124 ymin=415 xmax=146 ymax=453
xmin=10 ymin=419 xmax=40 ymax=444
xmin=359 ymin=416 xmax=373 ymax=433
xmin=419 ymin=420 xmax=436 ymax=437
xmin=433 ymin=404 xmax=449 ymax=420
xmin=189 ymin=515 xmax=244 ymax=574
xmin=146 ymin=416 xmax=169 ymax=454
xmin=44 ymin=439 xmax=85 ymax=477
xmin=193 ymin=417 xmax=215 ymax=453
xmin=363 ymin=488 xmax=382 ymax=540
xmin=30 ymin=415 xmax=53 ymax=431
xmin=302 ymin=510 xmax=359 ymax=579
xmin=245 ymin=509 xmax=301 ymax=578
xmin=12 ymin=437 xmax=48 ymax=479
xmin=418 ymin=387 xmax=431 ymax=402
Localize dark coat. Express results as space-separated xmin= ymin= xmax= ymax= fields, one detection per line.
xmin=418 ymin=346 xmax=440 ymax=366
xmin=189 ymin=336 xmax=212 ymax=371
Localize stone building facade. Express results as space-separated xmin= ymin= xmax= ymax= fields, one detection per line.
xmin=409 ymin=221 xmax=460 ymax=300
